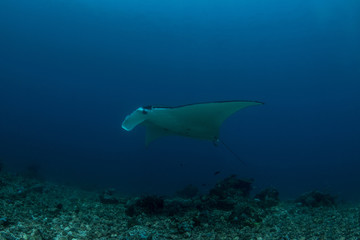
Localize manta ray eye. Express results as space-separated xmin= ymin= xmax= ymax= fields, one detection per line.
xmin=141 ymin=105 xmax=153 ymax=114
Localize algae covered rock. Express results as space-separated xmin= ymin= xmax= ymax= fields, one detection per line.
xmin=164 ymin=198 xmax=195 ymax=216
xmin=126 ymin=195 xmax=165 ymax=216
xmin=209 ymin=174 xmax=253 ymax=199
xmin=228 ymin=201 xmax=266 ymax=228
xmin=295 ymin=190 xmax=336 ymax=207
xmin=198 ymin=175 xmax=253 ymax=211
xmin=254 ymin=187 xmax=280 ymax=208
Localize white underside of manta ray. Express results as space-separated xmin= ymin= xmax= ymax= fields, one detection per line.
xmin=122 ymin=100 xmax=264 ymax=146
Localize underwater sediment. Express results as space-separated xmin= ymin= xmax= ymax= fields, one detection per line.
xmin=0 ymin=170 xmax=359 ymax=240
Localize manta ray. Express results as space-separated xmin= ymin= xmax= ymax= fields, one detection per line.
xmin=122 ymin=100 xmax=263 ymax=146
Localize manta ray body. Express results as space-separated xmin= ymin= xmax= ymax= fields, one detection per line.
xmin=122 ymin=100 xmax=263 ymax=146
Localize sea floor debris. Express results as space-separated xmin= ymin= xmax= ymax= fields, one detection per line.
xmin=0 ymin=170 xmax=359 ymax=240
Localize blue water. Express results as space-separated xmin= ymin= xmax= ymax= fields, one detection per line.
xmin=1 ymin=0 xmax=359 ymax=200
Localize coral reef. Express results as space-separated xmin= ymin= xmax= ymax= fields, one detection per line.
xmin=0 ymin=170 xmax=358 ymax=239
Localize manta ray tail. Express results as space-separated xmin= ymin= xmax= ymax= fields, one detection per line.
xmin=218 ymin=139 xmax=247 ymax=165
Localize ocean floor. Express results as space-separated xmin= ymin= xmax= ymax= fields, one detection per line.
xmin=0 ymin=168 xmax=359 ymax=240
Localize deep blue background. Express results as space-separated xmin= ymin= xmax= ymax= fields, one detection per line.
xmin=1 ymin=0 xmax=359 ymax=199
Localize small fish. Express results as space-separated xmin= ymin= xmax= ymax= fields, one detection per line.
xmin=214 ymin=171 xmax=221 ymax=175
